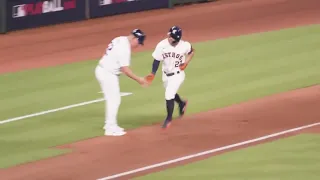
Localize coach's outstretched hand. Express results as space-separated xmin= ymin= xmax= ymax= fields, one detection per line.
xmin=138 ymin=77 xmax=149 ymax=87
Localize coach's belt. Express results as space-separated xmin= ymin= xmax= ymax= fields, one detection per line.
xmin=165 ymin=71 xmax=180 ymax=77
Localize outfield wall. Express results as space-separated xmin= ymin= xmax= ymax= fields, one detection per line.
xmin=0 ymin=0 xmax=217 ymax=34
xmin=0 ymin=0 xmax=6 ymax=33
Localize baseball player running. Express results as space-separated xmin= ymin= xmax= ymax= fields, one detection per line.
xmin=145 ymin=26 xmax=195 ymax=129
xmin=95 ymin=29 xmax=148 ymax=136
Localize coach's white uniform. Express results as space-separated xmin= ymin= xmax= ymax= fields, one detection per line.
xmin=152 ymin=39 xmax=192 ymax=100
xmin=95 ymin=36 xmax=131 ymax=134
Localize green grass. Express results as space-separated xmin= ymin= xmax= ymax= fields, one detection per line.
xmin=136 ymin=134 xmax=320 ymax=180
xmin=0 ymin=24 xmax=319 ymax=168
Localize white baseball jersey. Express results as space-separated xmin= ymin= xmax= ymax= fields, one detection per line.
xmin=98 ymin=36 xmax=131 ymax=75
xmin=152 ymin=39 xmax=192 ymax=74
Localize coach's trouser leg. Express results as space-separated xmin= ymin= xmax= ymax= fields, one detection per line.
xmin=95 ymin=66 xmax=121 ymax=129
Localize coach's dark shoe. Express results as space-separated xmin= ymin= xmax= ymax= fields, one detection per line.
xmin=162 ymin=119 xmax=172 ymax=129
xmin=179 ymin=100 xmax=188 ymax=118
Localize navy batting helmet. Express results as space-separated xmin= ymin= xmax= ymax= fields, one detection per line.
xmin=132 ymin=29 xmax=146 ymax=45
xmin=168 ymin=26 xmax=182 ymax=43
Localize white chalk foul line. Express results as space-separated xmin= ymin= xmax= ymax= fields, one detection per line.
xmin=0 ymin=92 xmax=133 ymax=125
xmin=100 ymin=92 xmax=133 ymax=97
xmin=97 ymin=122 xmax=320 ymax=180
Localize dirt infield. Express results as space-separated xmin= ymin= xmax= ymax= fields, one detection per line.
xmin=0 ymin=0 xmax=319 ymax=179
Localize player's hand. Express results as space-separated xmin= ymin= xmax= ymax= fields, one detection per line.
xmin=144 ymin=73 xmax=155 ymax=84
xmin=179 ymin=63 xmax=188 ymax=70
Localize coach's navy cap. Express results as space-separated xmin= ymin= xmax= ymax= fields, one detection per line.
xmin=132 ymin=29 xmax=146 ymax=45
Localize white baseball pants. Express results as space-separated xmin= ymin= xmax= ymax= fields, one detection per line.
xmin=162 ymin=71 xmax=185 ymax=100
xmin=95 ymin=65 xmax=121 ymax=128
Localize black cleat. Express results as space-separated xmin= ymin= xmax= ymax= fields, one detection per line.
xmin=179 ymin=100 xmax=188 ymax=118
xmin=162 ymin=119 xmax=172 ymax=129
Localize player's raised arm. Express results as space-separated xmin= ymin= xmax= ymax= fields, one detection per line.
xmin=144 ymin=59 xmax=160 ymax=83
xmin=144 ymin=43 xmax=164 ymax=83
xmin=151 ymin=59 xmax=161 ymax=75
xmin=151 ymin=43 xmax=164 ymax=75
